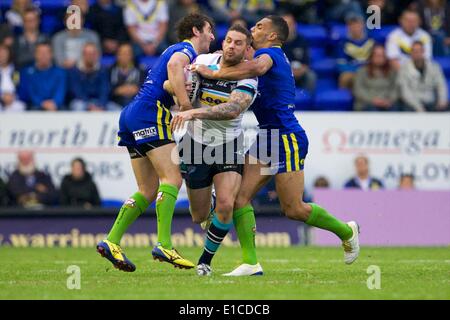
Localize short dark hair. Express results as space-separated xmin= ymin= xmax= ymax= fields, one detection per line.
xmin=412 ymin=40 xmax=424 ymax=48
xmin=266 ymin=15 xmax=289 ymax=44
xmin=227 ymin=24 xmax=252 ymax=44
xmin=176 ymin=13 xmax=215 ymax=42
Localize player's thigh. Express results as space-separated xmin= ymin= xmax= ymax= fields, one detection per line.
xmin=186 ymin=185 xmax=213 ymax=223
xmin=130 ymin=156 xmax=160 ymax=202
xmin=234 ymin=156 xmax=272 ymax=209
xmin=213 ymin=171 xmax=242 ymax=214
xmin=275 ymin=170 xmax=309 ymax=219
xmin=146 ymin=142 xmax=182 ymax=188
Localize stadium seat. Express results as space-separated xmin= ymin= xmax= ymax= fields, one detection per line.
xmin=102 ymin=199 xmax=124 ymax=208
xmin=329 ymin=24 xmax=347 ymax=44
xmin=215 ymin=23 xmax=228 ymax=42
xmin=369 ymin=25 xmax=397 ymax=44
xmin=101 ymin=55 xmax=116 ymax=68
xmin=316 ymin=77 xmax=338 ymax=90
xmin=310 ymin=47 xmax=326 ymax=60
xmin=435 ymin=57 xmax=450 ymax=78
xmin=40 ymin=14 xmax=62 ymax=35
xmin=139 ymin=56 xmax=159 ymax=71
xmin=175 ymin=199 xmax=190 ymax=209
xmin=314 ymin=89 xmax=353 ymax=111
xmin=311 ymin=58 xmax=337 ymax=77
xmin=297 ymin=24 xmax=328 ymax=47
xmin=295 ymin=88 xmax=313 ymax=110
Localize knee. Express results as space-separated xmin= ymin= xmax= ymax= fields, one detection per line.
xmin=190 ymin=208 xmax=210 ymax=224
xmin=215 ymin=197 xmax=234 ymax=216
xmin=191 ymin=214 xmax=205 ymax=224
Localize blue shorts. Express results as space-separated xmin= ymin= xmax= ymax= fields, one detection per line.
xmin=248 ymin=129 xmax=309 ymax=174
xmin=118 ymin=99 xmax=173 ymax=148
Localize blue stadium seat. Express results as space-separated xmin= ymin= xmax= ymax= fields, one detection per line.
xmin=175 ymin=199 xmax=190 ymax=209
xmin=369 ymin=25 xmax=397 ymax=44
xmin=316 ymin=77 xmax=338 ymax=90
xmin=40 ymin=14 xmax=62 ymax=35
xmin=101 ymin=55 xmax=116 ymax=68
xmin=139 ymin=56 xmax=159 ymax=71
xmin=215 ymin=23 xmax=228 ymax=41
xmin=435 ymin=57 xmax=450 ymax=78
xmin=309 ymin=47 xmax=326 ymax=60
xmin=329 ymin=24 xmax=347 ymax=44
xmin=314 ymin=89 xmax=353 ymax=111
xmin=311 ymin=58 xmax=337 ymax=77
xmin=295 ymin=89 xmax=313 ymax=110
xmin=297 ymin=24 xmax=328 ymax=47
xmin=102 ymin=199 xmax=124 ymax=208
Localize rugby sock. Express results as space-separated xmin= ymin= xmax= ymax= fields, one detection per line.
xmin=233 ymin=205 xmax=258 ymax=265
xmin=199 ymin=215 xmax=233 ymax=266
xmin=107 ymin=192 xmax=149 ymax=244
xmin=156 ymin=183 xmax=179 ymax=249
xmin=306 ymin=203 xmax=353 ymax=240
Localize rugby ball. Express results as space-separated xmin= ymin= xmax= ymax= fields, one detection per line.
xmin=184 ymin=67 xmax=201 ymax=105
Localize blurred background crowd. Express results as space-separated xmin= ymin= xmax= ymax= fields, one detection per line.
xmin=0 ymin=0 xmax=448 ymax=208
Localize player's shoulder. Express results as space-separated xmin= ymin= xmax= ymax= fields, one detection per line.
xmin=194 ymin=52 xmax=221 ymax=65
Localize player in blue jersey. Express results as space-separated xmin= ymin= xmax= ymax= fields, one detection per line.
xmin=176 ymin=16 xmax=360 ymax=276
xmin=96 ymin=13 xmax=215 ymax=272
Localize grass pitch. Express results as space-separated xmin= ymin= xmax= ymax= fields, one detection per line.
xmin=0 ymin=246 xmax=448 ymax=300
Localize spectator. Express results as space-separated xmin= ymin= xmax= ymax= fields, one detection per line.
xmin=109 ymin=43 xmax=145 ymax=109
xmin=313 ymin=176 xmax=330 ymax=189
xmin=0 ymin=176 xmax=9 ymax=206
xmin=353 ymin=45 xmax=399 ymax=111
xmin=18 ymin=42 xmax=67 ymax=111
xmin=344 ymin=155 xmax=384 ymax=190
xmin=398 ymin=173 xmax=415 ymax=190
xmin=5 ymin=0 xmax=33 ymax=32
xmin=167 ymin=0 xmax=201 ymax=45
xmin=68 ymin=43 xmax=110 ymax=111
xmin=7 ymin=150 xmax=57 ymax=208
xmin=364 ymin=0 xmax=400 ymax=25
xmin=398 ymin=41 xmax=448 ymax=112
xmin=13 ymin=8 xmax=49 ymax=69
xmin=282 ymin=12 xmax=317 ymax=93
xmin=0 ymin=22 xmax=13 ymax=47
xmin=386 ymin=9 xmax=433 ymax=70
xmin=323 ymin=0 xmax=363 ymax=23
xmin=0 ymin=44 xmax=25 ymax=112
xmin=206 ymin=0 xmax=275 ymax=26
xmin=52 ymin=13 xmax=101 ymax=69
xmin=88 ymin=0 xmax=128 ymax=55
xmin=60 ymin=158 xmax=101 ymax=208
xmin=124 ymin=0 xmax=169 ymax=57
xmin=336 ymin=13 xmax=375 ymax=89
xmin=278 ymin=0 xmax=319 ymax=24
xmin=417 ymin=0 xmax=450 ymax=56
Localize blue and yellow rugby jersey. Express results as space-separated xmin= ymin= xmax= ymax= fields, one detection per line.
xmin=252 ymin=46 xmax=304 ymax=133
xmin=135 ymin=40 xmax=197 ymax=108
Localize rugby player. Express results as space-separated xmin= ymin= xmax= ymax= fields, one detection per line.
xmin=174 ymin=15 xmax=360 ymax=276
xmin=166 ymin=24 xmax=258 ymax=276
xmin=96 ymin=13 xmax=215 ymax=272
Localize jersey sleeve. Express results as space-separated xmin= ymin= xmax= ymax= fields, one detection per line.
xmin=177 ymin=45 xmax=197 ymax=63
xmin=235 ymin=77 xmax=258 ymax=98
xmin=254 ymin=48 xmax=276 ymax=66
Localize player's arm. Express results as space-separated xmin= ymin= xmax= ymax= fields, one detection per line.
xmin=171 ymin=90 xmax=253 ymax=131
xmin=194 ymin=54 xmax=273 ymax=81
xmin=167 ymin=52 xmax=192 ymax=111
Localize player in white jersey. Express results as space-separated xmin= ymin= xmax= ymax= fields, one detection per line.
xmin=166 ymin=24 xmax=257 ymax=275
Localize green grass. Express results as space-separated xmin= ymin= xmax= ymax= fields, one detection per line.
xmin=0 ymin=247 xmax=449 ymax=299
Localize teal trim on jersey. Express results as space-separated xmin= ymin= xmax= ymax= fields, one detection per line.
xmin=202 ymin=88 xmax=230 ymax=98
xmin=234 ymin=88 xmax=255 ymax=97
xmin=207 ymin=65 xmax=219 ymax=71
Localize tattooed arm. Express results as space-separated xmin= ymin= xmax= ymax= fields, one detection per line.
xmin=171 ymin=90 xmax=253 ymax=131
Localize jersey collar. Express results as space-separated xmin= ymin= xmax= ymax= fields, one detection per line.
xmin=183 ymin=39 xmax=198 ymax=55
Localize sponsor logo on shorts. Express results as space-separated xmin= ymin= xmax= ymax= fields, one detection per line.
xmin=133 ymin=127 xmax=157 ymax=140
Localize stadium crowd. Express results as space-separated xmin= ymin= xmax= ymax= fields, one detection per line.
xmin=0 ymin=0 xmax=448 ymax=112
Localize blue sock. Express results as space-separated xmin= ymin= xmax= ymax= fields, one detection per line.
xmin=198 ymin=215 xmax=232 ymax=266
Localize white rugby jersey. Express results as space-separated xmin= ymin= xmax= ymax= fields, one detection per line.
xmin=187 ymin=53 xmax=258 ymax=146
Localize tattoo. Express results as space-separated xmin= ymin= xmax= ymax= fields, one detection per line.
xmin=194 ymin=91 xmax=252 ymax=121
